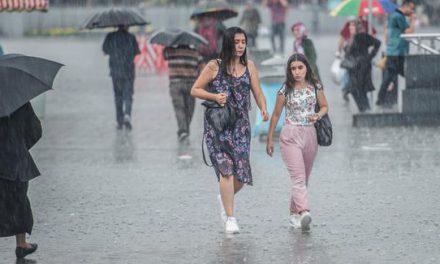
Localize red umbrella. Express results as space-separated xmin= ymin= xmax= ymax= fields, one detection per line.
xmin=0 ymin=0 xmax=48 ymax=12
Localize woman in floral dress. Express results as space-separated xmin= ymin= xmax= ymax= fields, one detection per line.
xmin=266 ymin=53 xmax=328 ymax=231
xmin=191 ymin=27 xmax=268 ymax=234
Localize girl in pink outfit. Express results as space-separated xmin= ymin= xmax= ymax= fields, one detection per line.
xmin=266 ymin=53 xmax=328 ymax=231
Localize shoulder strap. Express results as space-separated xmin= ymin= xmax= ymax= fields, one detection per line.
xmin=314 ymin=84 xmax=320 ymax=112
xmin=202 ymin=133 xmax=213 ymax=167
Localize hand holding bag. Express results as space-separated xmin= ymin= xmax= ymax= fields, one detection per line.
xmin=314 ymin=85 xmax=332 ymax=146
xmin=201 ymin=97 xmax=238 ymax=133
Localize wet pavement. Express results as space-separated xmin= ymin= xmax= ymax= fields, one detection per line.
xmin=1 ymin=34 xmax=440 ymax=264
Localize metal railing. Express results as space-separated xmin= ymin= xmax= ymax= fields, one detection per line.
xmin=401 ymin=33 xmax=440 ymax=55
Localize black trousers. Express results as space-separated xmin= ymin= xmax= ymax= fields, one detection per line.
xmin=0 ymin=179 xmax=33 ymax=237
xmin=271 ymin=22 xmax=285 ymax=54
xmin=377 ymin=56 xmax=405 ymax=106
xmin=112 ymin=77 xmax=134 ymax=126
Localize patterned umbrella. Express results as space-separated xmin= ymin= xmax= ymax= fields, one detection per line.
xmin=330 ymin=0 xmax=397 ymax=17
xmin=0 ymin=0 xmax=48 ymax=12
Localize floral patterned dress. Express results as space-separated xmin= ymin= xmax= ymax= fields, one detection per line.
xmin=204 ymin=67 xmax=253 ymax=185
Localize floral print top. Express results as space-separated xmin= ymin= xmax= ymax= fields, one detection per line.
xmin=278 ymin=82 xmax=322 ymax=126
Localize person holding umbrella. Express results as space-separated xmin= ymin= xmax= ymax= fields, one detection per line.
xmin=0 ymin=54 xmax=62 ymax=259
xmin=191 ymin=0 xmax=238 ymax=63
xmin=150 ymin=28 xmax=207 ymax=142
xmin=103 ymin=25 xmax=140 ymax=130
xmin=195 ymin=17 xmax=226 ymax=63
xmin=0 ymin=103 xmax=41 ymax=259
xmin=191 ymin=27 xmax=269 ymax=234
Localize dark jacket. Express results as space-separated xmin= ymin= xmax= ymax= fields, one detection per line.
xmin=346 ymin=32 xmax=381 ymax=93
xmin=240 ymin=8 xmax=261 ymax=37
xmin=301 ymin=38 xmax=321 ymax=81
xmin=102 ymin=29 xmax=140 ymax=80
xmin=0 ymin=103 xmax=42 ymax=182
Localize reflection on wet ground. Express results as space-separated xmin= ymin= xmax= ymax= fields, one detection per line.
xmin=0 ymin=36 xmax=439 ymax=263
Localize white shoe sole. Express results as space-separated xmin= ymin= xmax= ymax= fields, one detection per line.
xmin=289 ymin=221 xmax=301 ymax=229
xmin=225 ymin=229 xmax=240 ymax=234
xmin=301 ymin=214 xmax=311 ymax=231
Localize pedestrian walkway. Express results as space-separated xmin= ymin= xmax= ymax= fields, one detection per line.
xmin=0 ymin=36 xmax=439 ymax=264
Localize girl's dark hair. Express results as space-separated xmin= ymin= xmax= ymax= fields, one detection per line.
xmin=219 ymin=27 xmax=248 ymax=76
xmin=284 ymin=53 xmax=319 ymax=90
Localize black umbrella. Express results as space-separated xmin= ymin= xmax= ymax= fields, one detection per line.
xmin=0 ymin=54 xmax=63 ymax=117
xmin=190 ymin=0 xmax=238 ymax=21
xmin=82 ymin=8 xmax=149 ymax=29
xmin=149 ymin=28 xmax=208 ymax=47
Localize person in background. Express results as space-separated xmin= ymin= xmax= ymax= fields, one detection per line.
xmin=191 ymin=27 xmax=268 ymax=234
xmin=344 ymin=20 xmax=381 ymax=112
xmin=338 ymin=17 xmax=376 ymax=54
xmin=291 ymin=22 xmax=321 ymax=81
xmin=376 ymin=0 xmax=416 ymax=108
xmin=0 ymin=103 xmax=42 ymax=259
xmin=103 ymin=25 xmax=140 ymax=130
xmin=195 ymin=17 xmax=226 ymax=62
xmin=163 ymin=45 xmax=204 ymax=142
xmin=263 ymin=0 xmax=288 ymax=54
xmin=240 ymin=0 xmax=262 ymax=48
xmin=266 ymin=53 xmax=328 ymax=232
xmin=337 ymin=17 xmax=376 ymax=102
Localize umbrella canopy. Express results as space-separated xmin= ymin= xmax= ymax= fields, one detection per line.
xmin=190 ymin=0 xmax=238 ymax=21
xmin=82 ymin=8 xmax=148 ymax=29
xmin=0 ymin=54 xmax=63 ymax=117
xmin=330 ymin=0 xmax=396 ymax=17
xmin=0 ymin=0 xmax=48 ymax=12
xmin=149 ymin=28 xmax=208 ymax=47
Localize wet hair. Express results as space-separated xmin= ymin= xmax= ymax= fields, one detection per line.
xmin=219 ymin=27 xmax=248 ymax=76
xmin=402 ymin=0 xmax=415 ymax=6
xmin=284 ymin=53 xmax=319 ymax=90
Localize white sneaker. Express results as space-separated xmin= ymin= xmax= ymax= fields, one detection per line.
xmin=300 ymin=211 xmax=312 ymax=231
xmin=217 ymin=194 xmax=227 ymax=224
xmin=289 ymin=214 xmax=301 ymax=229
xmin=225 ymin=217 xmax=240 ymax=234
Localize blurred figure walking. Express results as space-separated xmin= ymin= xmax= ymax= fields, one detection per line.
xmin=163 ymin=45 xmax=204 ymax=142
xmin=337 ymin=17 xmax=376 ymax=102
xmin=0 ymin=103 xmax=41 ymax=259
xmin=103 ymin=25 xmax=140 ymax=130
xmin=344 ymin=20 xmax=381 ymax=112
xmin=291 ymin=22 xmax=321 ymax=81
xmin=195 ymin=17 xmax=226 ymax=62
xmin=240 ymin=0 xmax=262 ymax=48
xmin=376 ymin=0 xmax=416 ymax=108
xmin=263 ymin=0 xmax=288 ymax=54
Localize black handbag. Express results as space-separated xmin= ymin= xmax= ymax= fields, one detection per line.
xmin=201 ymin=92 xmax=238 ymax=133
xmin=200 ymin=95 xmax=238 ymax=167
xmin=314 ymin=86 xmax=332 ymax=146
xmin=340 ymin=56 xmax=356 ymax=69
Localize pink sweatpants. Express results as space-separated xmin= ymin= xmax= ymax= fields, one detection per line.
xmin=279 ymin=124 xmax=318 ymax=214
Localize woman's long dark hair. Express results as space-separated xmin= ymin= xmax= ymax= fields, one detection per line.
xmin=219 ymin=27 xmax=248 ymax=76
xmin=284 ymin=53 xmax=319 ymax=90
